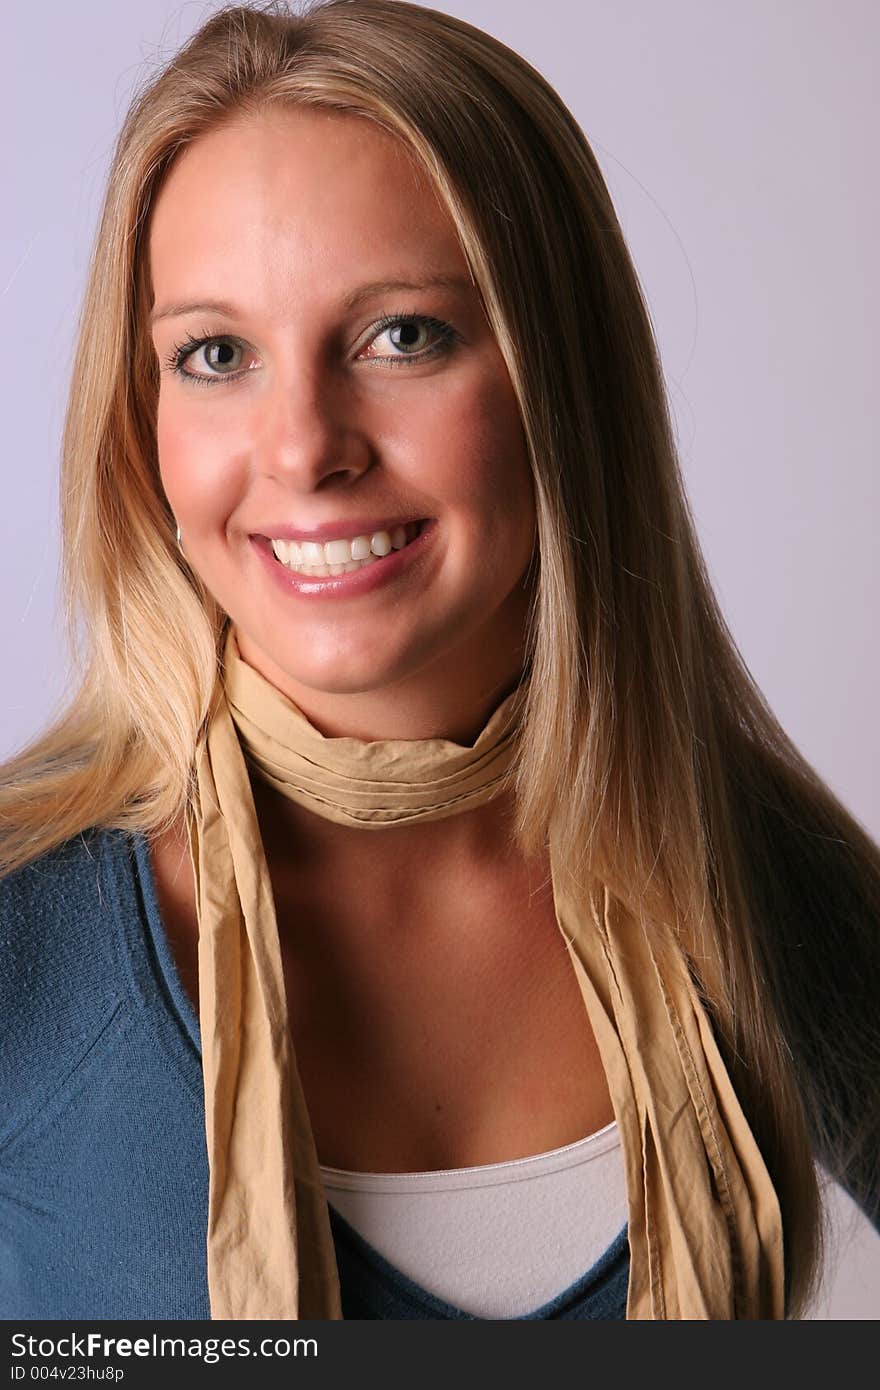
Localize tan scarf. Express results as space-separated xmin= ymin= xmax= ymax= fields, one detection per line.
xmin=186 ymin=622 xmax=785 ymax=1320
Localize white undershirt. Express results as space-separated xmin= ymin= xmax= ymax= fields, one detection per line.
xmin=320 ymin=1119 xmax=628 ymax=1318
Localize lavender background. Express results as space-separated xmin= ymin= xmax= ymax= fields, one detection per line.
xmin=3 ymin=0 xmax=877 ymax=1317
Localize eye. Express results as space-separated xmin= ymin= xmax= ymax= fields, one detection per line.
xmin=360 ymin=313 xmax=458 ymax=367
xmin=162 ymin=333 xmax=258 ymax=386
xmin=192 ymin=340 xmax=242 ymax=373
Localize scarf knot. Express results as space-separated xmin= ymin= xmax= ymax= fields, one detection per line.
xmin=223 ymin=630 xmax=526 ymax=828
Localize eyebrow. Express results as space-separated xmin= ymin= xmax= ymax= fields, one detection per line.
xmin=149 ymin=274 xmax=473 ymax=326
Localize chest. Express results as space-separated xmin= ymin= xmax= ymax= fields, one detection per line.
xmin=150 ymin=826 xmax=614 ymax=1172
xmin=283 ymin=881 xmax=613 ymax=1168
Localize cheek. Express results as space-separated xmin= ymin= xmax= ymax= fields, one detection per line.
xmin=427 ymin=373 xmax=534 ymax=547
xmin=156 ymin=392 xmax=245 ymax=526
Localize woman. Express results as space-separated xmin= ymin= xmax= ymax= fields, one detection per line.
xmin=1 ymin=0 xmax=877 ymax=1321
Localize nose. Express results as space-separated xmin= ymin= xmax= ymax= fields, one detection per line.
xmin=253 ymin=366 xmax=371 ymax=491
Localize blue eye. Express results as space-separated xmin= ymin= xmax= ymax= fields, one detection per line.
xmin=362 ymin=313 xmax=458 ymax=367
xmin=162 ymin=332 xmax=254 ymax=387
xmin=191 ymin=340 xmax=242 ymax=373
xmin=162 ymin=311 xmax=458 ymax=387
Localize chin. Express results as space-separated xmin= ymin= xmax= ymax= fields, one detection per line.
xmin=238 ymin=638 xmax=405 ymax=700
xmin=233 ymin=605 xmax=451 ymax=694
xmin=288 ymin=670 xmax=396 ymax=699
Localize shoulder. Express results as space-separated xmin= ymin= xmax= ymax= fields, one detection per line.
xmin=0 ymin=826 xmax=140 ymax=1147
xmin=0 ymin=825 xmax=129 ymax=979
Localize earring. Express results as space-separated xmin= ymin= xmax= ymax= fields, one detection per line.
xmin=176 ymin=522 xmax=185 ymax=556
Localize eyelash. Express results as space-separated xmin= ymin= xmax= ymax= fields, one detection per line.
xmin=162 ymin=311 xmax=458 ymax=387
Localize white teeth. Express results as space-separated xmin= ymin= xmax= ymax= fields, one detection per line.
xmin=269 ymin=521 xmax=422 ymax=574
xmin=325 ymin=538 xmax=352 ymax=565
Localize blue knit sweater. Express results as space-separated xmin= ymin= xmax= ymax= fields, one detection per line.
xmin=0 ymin=827 xmax=629 ymax=1320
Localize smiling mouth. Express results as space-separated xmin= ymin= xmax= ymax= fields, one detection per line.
xmin=263 ymin=519 xmax=428 ymax=577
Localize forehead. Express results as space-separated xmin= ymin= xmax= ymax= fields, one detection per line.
xmin=148 ymin=108 xmax=464 ymax=313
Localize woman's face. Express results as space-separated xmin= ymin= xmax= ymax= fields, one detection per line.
xmin=149 ymin=107 xmax=536 ymax=737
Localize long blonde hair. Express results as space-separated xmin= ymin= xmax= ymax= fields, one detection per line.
xmin=2 ymin=0 xmax=878 ymax=1316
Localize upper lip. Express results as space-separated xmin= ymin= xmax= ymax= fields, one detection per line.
xmin=252 ymin=516 xmax=429 ymax=543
